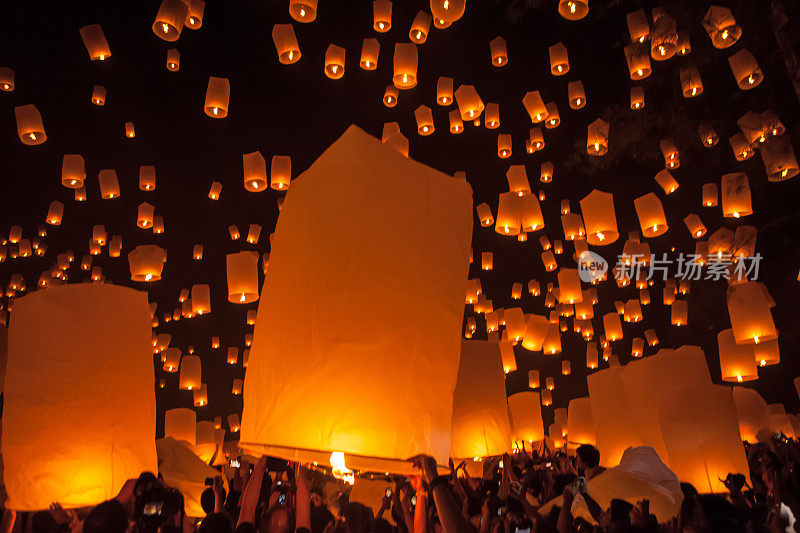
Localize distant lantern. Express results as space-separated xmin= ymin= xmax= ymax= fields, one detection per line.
xmin=654 ymin=169 xmax=678 ymax=194
xmin=229 ymin=225 xmax=240 ymax=240
xmin=204 ymin=77 xmax=230 ymax=118
xmin=557 ymin=269 xmax=582 ymax=304
xmin=549 ymin=42 xmax=569 ymax=75
xmin=650 ymin=15 xmax=677 ymax=60
xmin=680 ymin=64 xmax=703 ymax=97
xmin=152 ymin=0 xmax=188 ymax=41
xmin=586 ymin=118 xmax=609 ymax=156
xmin=289 ymin=0 xmax=317 ymax=22
xmin=718 ymin=329 xmax=757 ymax=383
xmin=137 ymin=165 xmax=156 ymax=191
xmin=166 ymin=49 xmax=180 ymax=71
xmin=541 ymin=389 xmax=553 ymax=406
xmin=729 ymin=133 xmax=755 ymax=161
xmin=626 ymin=9 xmax=649 ymax=42
xmin=528 ymin=369 xmax=540 ymax=389
xmin=246 ymin=224 xmax=262 ymax=244
xmin=208 ymin=181 xmax=222 ymax=200
xmin=728 ymin=49 xmax=762 ymax=90
xmin=568 ymin=81 xmax=586 ymax=109
xmin=672 ymin=300 xmax=688 ymax=326
xmin=414 ymin=105 xmax=434 ymax=135
xmin=359 ymin=38 xmax=379 ymax=70
xmin=490 ymin=36 xmax=508 ymax=66
xmin=455 ymin=85 xmax=484 ymax=120
xmin=721 ymin=172 xmax=752 ymax=218
xmin=227 ymin=251 xmax=259 ymax=303
xmin=562 ymin=360 xmax=571 ymax=375
xmin=522 ymin=91 xmax=548 ymax=123
xmin=373 ymin=0 xmax=392 ymax=32
xmin=393 ymin=43 xmax=418 ymax=89
xmin=449 ymin=110 xmax=464 ymax=133
xmin=14 ymin=104 xmax=46 ymax=145
xmin=497 ymin=134 xmax=512 ymax=158
xmin=46 ymin=201 xmax=64 ymax=225
xmin=761 ymin=135 xmax=799 ymax=182
xmin=520 ymin=193 xmax=544 ymax=232
xmin=677 ymin=31 xmax=691 ymax=55
xmin=383 ymin=85 xmax=399 ymax=107
xmin=508 ymin=392 xmax=544 ymax=443
xmin=193 ymin=245 xmax=203 ymax=260
xmin=603 ymin=312 xmax=623 ymax=341
xmin=703 ymin=6 xmax=741 ymax=48
xmin=430 ymin=0 xmax=465 ymax=26
xmin=228 ymin=414 xmax=240 ymax=432
xmin=0 ymin=67 xmax=15 ymax=91
xmin=242 ymin=151 xmax=268 ymax=192
xmin=436 ymin=76 xmax=453 ymax=105
xmin=186 ymin=0 xmax=204 ymax=28
xmin=75 ymin=187 xmax=87 ymax=201
xmin=179 ymin=355 xmax=202 ymax=390
xmin=98 ymin=169 xmax=120 ymax=199
xmin=761 ymin=109 xmax=785 ymax=136
xmin=484 ymin=103 xmax=500 ymax=129
xmin=625 ymin=44 xmax=651 ymax=80
xmin=529 ymin=128 xmax=544 ymax=152
xmin=272 ymin=24 xmax=301 ymax=64
xmin=61 ymin=154 xmax=85 ymax=189
xmin=683 ymin=214 xmax=707 ymax=238
xmin=561 ymin=213 xmax=584 ymax=240
xmin=633 ymin=193 xmax=668 ymax=237
xmin=558 ymin=0 xmax=588 ymax=20
xmin=137 ymin=202 xmax=155 ymax=228
xmin=544 ymin=102 xmax=560 ymax=129
xmin=410 ymin=11 xmax=432 ymax=43
xmin=324 ymin=44 xmax=345 ymax=79
xmin=699 ymin=123 xmax=718 ymax=147
xmin=660 ymin=139 xmax=680 ymax=169
xmin=631 ymin=338 xmax=644 ymax=357
xmin=191 ymin=284 xmax=211 ymax=315
xmin=79 ymin=24 xmax=111 ymax=60
xmin=580 ymin=190 xmax=618 ymax=245
xmin=91 ymin=85 xmax=106 ymax=106
xmin=163 ymin=348 xmax=180 ymax=372
xmin=268 ymin=155 xmax=292 ymax=190
xmin=727 ymin=282 xmax=777 ymax=345
xmin=193 ymin=384 xmax=208 ymax=406
xmin=232 ymin=379 xmax=244 ymax=395
xmin=227 ymin=347 xmax=238 ymax=365
xmin=128 ymin=245 xmax=166 ymax=282
xmin=125 ymin=122 xmax=135 ymax=138
xmin=630 ymin=86 xmax=645 ymax=109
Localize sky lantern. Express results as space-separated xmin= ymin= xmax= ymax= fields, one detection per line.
xmin=718 ymin=329 xmax=757 ymax=383
xmin=152 ymin=0 xmax=188 ymax=41
xmin=699 ymin=123 xmax=718 ymax=147
xmin=204 ymin=77 xmax=230 ymax=118
xmin=373 ymin=0 xmax=392 ymax=32
xmin=324 ymin=44 xmax=345 ymax=79
xmin=410 ymin=11 xmax=431 ymax=43
xmin=738 ymin=111 xmax=768 ymax=145
xmin=489 ymin=36 xmax=508 ymax=66
xmin=208 ymin=181 xmax=222 ymax=200
xmin=163 ymin=347 xmax=180 ymax=372
xmin=484 ymin=103 xmax=500 ymax=128
xmin=587 ymin=118 xmax=609 ymax=155
xmin=522 ymin=91 xmax=548 ymax=123
xmin=46 ymin=201 xmax=64 ymax=225
xmin=179 ymin=355 xmax=201 ymax=390
xmin=0 ymin=67 xmax=15 ymax=91
xmin=561 ymin=212 xmax=586 ymax=239
xmin=227 ymin=347 xmax=238 ymax=365
xmin=761 ymin=109 xmax=785 ymax=135
xmin=60 ymin=156 xmax=87 ymax=191
xmin=238 ymin=126 xmax=471 ymax=474
xmin=3 ymin=285 xmax=156 ymax=511
xmin=290 ymin=0 xmax=316 ymax=22
xmin=542 ymin=323 xmax=562 ymax=354
xmin=683 ymin=214 xmax=706 ymax=238
xmin=520 ymin=193 xmax=544 ymax=231
xmin=128 ymin=245 xmax=166 ymax=282
xmin=98 ymin=169 xmax=120 ymax=198
xmin=529 ymin=127 xmax=545 ymax=152
xmin=91 ymin=85 xmax=106 ymax=105
xmin=508 ymin=392 xmax=544 ymax=444
xmin=79 ymin=24 xmax=111 ymax=60
xmin=732 ymin=388 xmax=770 ymax=442
xmin=193 ymin=384 xmax=208 ymax=407
xmin=680 ymin=64 xmax=703 ymax=97
xmin=246 ymin=224 xmax=262 ymax=244
xmin=435 ymin=76 xmax=454 ymax=106
xmin=522 ymin=314 xmax=549 ymax=351
xmin=703 ymin=6 xmax=741 ymax=48
xmin=557 ymin=268 xmax=582 ymax=305
xmin=754 ymin=338 xmax=780 ymax=367
xmin=721 ymin=172 xmax=752 ymax=218
xmin=124 ymin=122 xmax=135 ymax=138
xmin=660 ymin=139 xmax=680 ymax=169
xmin=14 ymin=105 xmax=46 ymax=145
xmin=383 ymin=85 xmax=399 ymax=107
xmin=414 ymin=105 xmax=434 ymax=135
xmin=650 ymin=14 xmax=677 ymax=60
xmin=270 ymin=155 xmax=291 ymax=190
xmin=455 ymin=85 xmax=484 ymax=120
xmin=728 ymin=49 xmax=762 ymax=89
xmin=166 ymin=48 xmax=180 ymax=71
xmin=393 ymin=43 xmax=418 ymax=89
xmin=137 ymin=202 xmax=155 ymax=228
xmin=630 ymin=86 xmax=644 ymax=109
xmin=729 ymin=133 xmax=755 ymax=161
xmin=511 ymin=282 xmax=522 ymax=300
xmin=185 ymin=0 xmax=204 ymax=28
xmin=580 ymin=189 xmax=618 ymax=245
xmin=496 ymin=195 xmax=520 ymax=237
xmin=505 ymin=165 xmax=530 ymax=195
xmin=671 ymin=300 xmax=688 ymax=326
xmin=549 ymin=42 xmax=569 ymax=75
xmin=624 ymin=300 xmax=643 ymax=323
xmin=242 ymin=151 xmax=267 ymax=192
xmin=633 ymin=193 xmax=668 ymax=237
xmin=727 ymin=282 xmax=777 ymax=345
xmin=544 ymin=102 xmax=560 ymax=128
xmin=626 ymin=9 xmax=649 ymax=42
xmin=654 ymin=169 xmax=678 ymax=194
xmin=481 ymin=251 xmax=493 ymax=270
xmin=568 ymin=80 xmax=586 ymax=109
xmin=677 ymin=31 xmax=691 ymax=55
xmin=139 ymin=165 xmax=156 ymax=191
xmin=624 ymin=44 xmax=651 ymax=80
xmin=603 ymin=312 xmax=622 ymax=342
xmin=761 ymin=135 xmax=799 ymax=181
xmin=558 ymin=0 xmax=588 ymax=20
xmin=541 ymin=389 xmax=553 ymax=406
xmin=450 ymin=341 xmax=512 ymax=459
xmin=528 ymin=369 xmax=540 ymax=389
xmin=497 ymin=134 xmax=512 ymax=158
xmin=498 ymin=339 xmax=516 ymax=372
xmin=702 ymin=183 xmax=719 ymax=207
xmin=226 ymin=251 xmax=259 ymax=303
xmin=191 ymin=284 xmax=211 ymax=315
xmin=272 ymin=24 xmax=301 ymax=64
xmin=449 ymin=110 xmax=464 ymax=133
xmin=430 ymin=0 xmax=465 ymax=26
xmin=359 ymin=38 xmax=379 ymax=70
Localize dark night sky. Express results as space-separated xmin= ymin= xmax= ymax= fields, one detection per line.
xmin=1 ymin=0 xmax=799 ymax=438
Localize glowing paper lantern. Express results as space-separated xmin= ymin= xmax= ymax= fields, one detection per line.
xmin=191 ymin=284 xmax=211 ymax=315
xmin=79 ymin=24 xmax=111 ymax=60
xmin=372 ymin=0 xmax=392 ymax=32
xmin=91 ymin=85 xmax=106 ymax=105
xmin=522 ymin=91 xmax=548 ymax=123
xmin=455 ymin=85 xmax=484 ymax=120
xmin=204 ymin=77 xmax=230 ymax=118
xmin=761 ymin=136 xmax=799 ymax=182
xmin=568 ymin=80 xmax=586 ymax=109
xmin=557 ymin=269 xmax=582 ymax=304
xmin=185 ymin=0 xmax=204 ymax=28
xmin=208 ymin=181 xmax=222 ymax=199
xmin=166 ymin=48 xmax=180 ymax=71
xmin=450 ymin=341 xmax=511 ymax=459
xmin=703 ymin=6 xmax=741 ymax=48
xmin=580 ymin=190 xmax=618 ymax=245
xmin=414 ymin=105 xmax=434 ymax=135
xmin=567 ymin=397 xmax=595 ymax=447
xmin=727 ymin=282 xmax=777 ymax=345
xmin=680 ymin=64 xmax=703 ymax=97
xmin=654 ymin=169 xmax=678 ymax=194
xmin=410 ymin=11 xmax=431 ymax=43
xmin=382 ymin=85 xmax=399 ymax=108
xmin=125 ymin=122 xmax=135 ymax=138
xmin=436 ymin=76 xmax=453 ymax=105
xmin=239 ymin=126 xmax=472 ymax=473
xmin=0 ymin=67 xmax=15 ymax=91
xmin=242 ymin=151 xmax=267 ymax=192
xmin=603 ymin=312 xmax=622 ymax=342
xmin=625 ymin=44 xmax=651 ymax=80
xmin=558 ymin=0 xmax=588 ymax=20
xmin=497 ymin=134 xmax=512 ymax=158
xmin=508 ymin=392 xmax=544 ymax=444
xmin=505 ymin=165 xmax=530 ymax=195
xmin=359 ymin=38 xmax=379 ymax=70
xmin=268 ymin=155 xmax=291 ymax=190
xmin=226 ymin=251 xmax=259 ymax=304
xmin=14 ymin=104 xmax=46 ymax=145
xmin=137 ymin=202 xmax=155 ymax=228
xmin=718 ymin=329 xmax=756 ymax=382
xmin=139 ymin=165 xmax=156 ymax=191
xmin=484 ymin=103 xmax=500 ymax=128
xmin=476 ymin=203 xmax=494 ymax=227
xmin=152 ymin=0 xmax=188 ymax=41
xmin=587 ymin=118 xmax=609 ymax=156
xmin=549 ymin=42 xmax=569 ymax=75
xmin=128 ymin=245 xmax=166 ymax=282
xmin=721 ymin=172 xmax=752 ymax=218
xmin=630 ymin=86 xmax=644 ymax=109
xmin=489 ymin=36 xmax=508 ymax=66
xmin=165 ymin=408 xmax=197 ymax=445
xmin=3 ymin=284 xmax=157 ymax=510
xmin=324 ymin=44 xmax=345 ymax=79
xmin=393 ymin=43 xmax=418 ymax=89
xmin=633 ymin=193 xmax=668 ymax=237
xmin=650 ymin=15 xmax=677 ymax=60
xmin=430 ymin=0 xmax=465 ymax=26
xmin=227 ymin=347 xmax=238 ymax=365
xmin=46 ymin=201 xmax=64 ymax=225
xmin=732 ymin=388 xmax=769 ymax=443
xmin=544 ymin=102 xmax=560 ymax=128
xmin=179 ymin=355 xmax=201 ymax=390
xmin=289 ymin=0 xmax=317 ymax=22
xmin=728 ymin=50 xmax=762 ymax=89
xmin=272 ymin=24 xmax=301 ymax=64
xmin=683 ymin=214 xmax=706 ymax=238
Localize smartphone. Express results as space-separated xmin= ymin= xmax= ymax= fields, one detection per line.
xmin=385 ymin=488 xmax=392 ymax=498
xmin=230 ymin=459 xmax=241 ymax=468
xmin=278 ymin=493 xmax=287 ymax=505
xmin=143 ymin=502 xmax=163 ymax=517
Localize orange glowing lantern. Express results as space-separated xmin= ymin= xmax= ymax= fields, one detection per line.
xmin=587 ymin=118 xmax=609 ymax=156
xmin=568 ymin=81 xmax=586 ymax=109
xmin=91 ymin=85 xmax=106 ymax=106
xmin=152 ymin=0 xmax=188 ymax=41
xmin=718 ymin=329 xmax=756 ymax=383
xmin=272 ymin=24 xmax=301 ymax=64
xmin=728 ymin=49 xmax=762 ymax=90
xmin=625 ymin=44 xmax=651 ymax=80
xmin=289 ymin=0 xmax=317 ymax=22
xmin=324 ymin=44 xmax=346 ymax=79
xmin=490 ymin=36 xmax=508 ymax=66
xmin=522 ymin=91 xmax=548 ymax=123
xmin=410 ymin=11 xmax=431 ymax=43
xmin=703 ymin=6 xmax=741 ymax=48
xmin=580 ymin=190 xmax=618 ymax=245
xmin=79 ymin=24 xmax=111 ymax=60
xmin=227 ymin=251 xmax=260 ymax=304
xmin=14 ymin=105 xmax=46 ymax=145
xmin=393 ymin=43 xmax=418 ymax=89
xmin=680 ymin=64 xmax=703 ymax=97
xmin=128 ymin=245 xmax=166 ymax=282
xmin=721 ymin=172 xmax=752 ymax=218
xmin=359 ymin=38 xmax=379 ymax=70
xmin=549 ymin=42 xmax=569 ymax=75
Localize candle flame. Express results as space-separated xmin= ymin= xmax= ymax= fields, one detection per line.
xmin=330 ymin=452 xmax=355 ymax=485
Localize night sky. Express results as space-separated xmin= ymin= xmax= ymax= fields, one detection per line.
xmin=1 ymin=0 xmax=800 ymax=438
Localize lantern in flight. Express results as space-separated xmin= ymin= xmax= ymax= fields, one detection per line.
xmin=14 ymin=105 xmax=46 ymax=145
xmin=289 ymin=0 xmax=316 ymax=22
xmin=0 ymin=67 xmax=13 ymax=91
xmin=721 ymin=172 xmax=752 ymax=218
xmin=79 ymin=24 xmax=111 ymax=60
xmin=98 ymin=169 xmax=120 ymax=198
xmin=393 ymin=43 xmax=418 ymax=89
xmin=587 ymin=118 xmax=609 ymax=156
xmin=568 ymin=81 xmax=586 ymax=109
xmin=61 ymin=155 xmax=85 ymax=188
xmin=227 ymin=251 xmax=259 ymax=303
xmin=359 ymin=38 xmax=379 ymax=70
xmin=633 ymin=193 xmax=668 ymax=237
xmin=128 ymin=245 xmax=166 ymax=282
xmin=703 ymin=6 xmax=741 ymax=48
xmin=91 ymin=85 xmax=106 ymax=106
xmin=549 ymin=42 xmax=569 ymax=75
xmin=580 ymin=190 xmax=618 ymax=245
xmin=558 ymin=0 xmax=588 ymax=20
xmin=152 ymin=0 xmax=188 ymax=41
xmin=373 ymin=0 xmax=392 ymax=32
xmin=728 ymin=50 xmax=762 ymax=89
xmin=410 ymin=11 xmax=431 ymax=43
xmin=243 ymin=151 xmax=267 ymax=192
xmin=718 ymin=329 xmax=757 ymax=383
xmin=324 ymin=45 xmax=345 ymax=79
xmin=490 ymin=36 xmax=508 ymax=66
xmin=272 ymin=24 xmax=301 ymax=64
